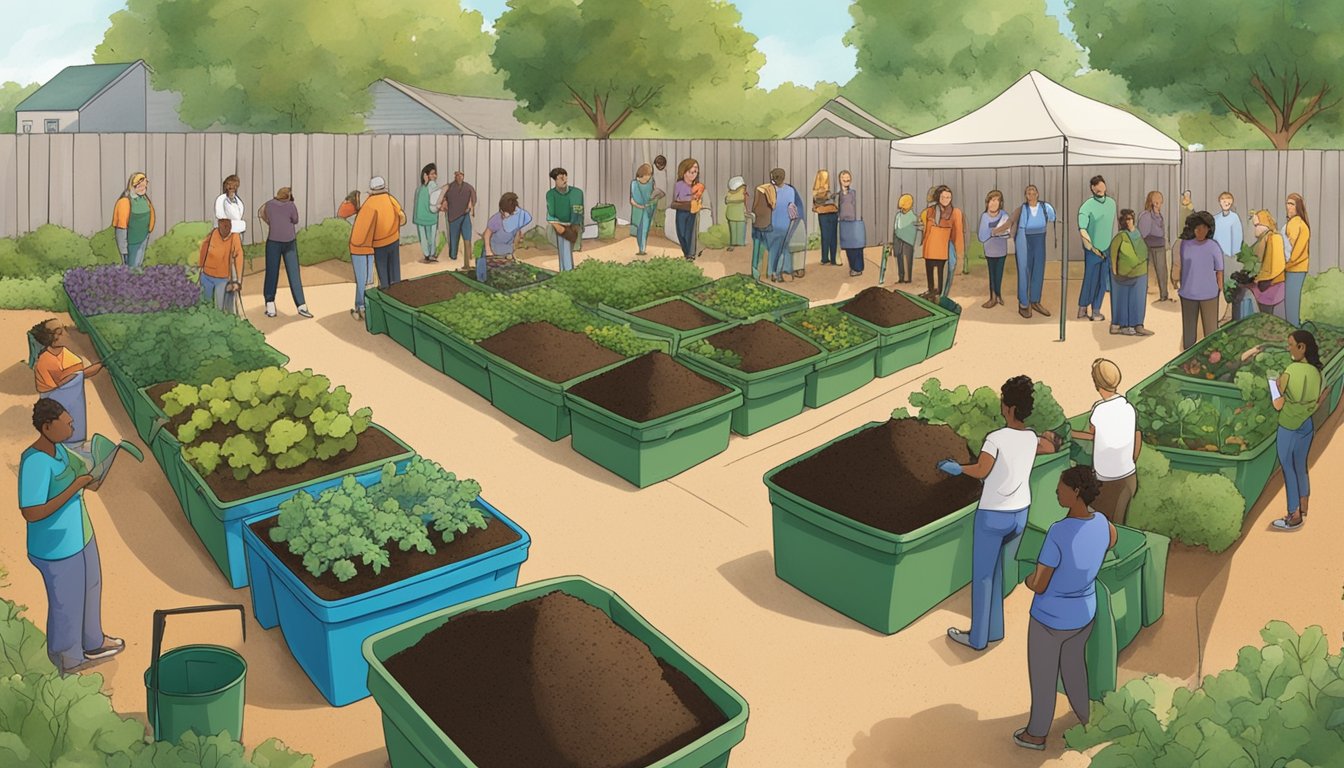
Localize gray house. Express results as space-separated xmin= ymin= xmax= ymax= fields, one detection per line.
xmin=786 ymin=96 xmax=906 ymax=140
xmin=14 ymin=60 xmax=191 ymax=134
xmin=365 ymin=79 xmax=540 ymax=138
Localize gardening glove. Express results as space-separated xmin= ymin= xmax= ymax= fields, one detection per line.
xmin=936 ymin=459 xmax=963 ymax=476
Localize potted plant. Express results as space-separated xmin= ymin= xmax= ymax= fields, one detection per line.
xmin=682 ymin=274 xmax=808 ymax=322
xmin=835 ymin=286 xmax=943 ymax=377
xmin=781 ymin=304 xmax=879 ymax=407
xmin=242 ymin=458 xmax=530 ymax=706
xmin=363 ymin=270 xmax=477 ymax=351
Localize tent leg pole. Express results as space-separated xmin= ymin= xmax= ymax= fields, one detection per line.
xmin=1059 ymin=139 xmax=1069 ymax=342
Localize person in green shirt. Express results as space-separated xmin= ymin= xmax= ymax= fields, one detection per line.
xmin=545 ymin=167 xmax=583 ymax=271
xmin=1270 ymin=329 xmax=1324 ymax=531
xmin=724 ymin=176 xmax=748 ymax=251
xmin=1107 ymin=210 xmax=1153 ymax=337
xmin=1076 ymin=176 xmax=1117 ymax=322
xmin=413 ymin=163 xmax=441 ymax=262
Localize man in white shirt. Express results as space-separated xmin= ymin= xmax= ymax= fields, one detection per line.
xmin=938 ymin=376 xmax=1061 ymax=651
xmin=1070 ymin=358 xmax=1140 ymax=525
xmin=215 ymin=174 xmax=246 ymax=234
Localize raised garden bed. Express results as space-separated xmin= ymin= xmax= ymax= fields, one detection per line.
xmin=410 ymin=312 xmax=493 ymax=400
xmin=781 ymin=305 xmax=879 ymax=407
xmin=454 ymin=262 xmax=555 ymax=293
xmin=363 ymin=577 xmax=748 ymax=768
xmin=63 ymin=265 xmax=200 ymax=323
xmin=242 ymin=460 xmax=530 ymax=706
xmin=364 ymin=272 xmax=477 ymax=350
xmin=839 ymin=287 xmax=938 ymax=377
xmin=546 ymin=256 xmax=709 ymax=310
xmin=682 ymin=273 xmax=808 ymax=321
xmin=566 ymin=352 xmax=742 ymax=487
xmin=677 ymin=320 xmax=825 ymax=435
xmin=594 ymin=295 xmax=734 ymax=355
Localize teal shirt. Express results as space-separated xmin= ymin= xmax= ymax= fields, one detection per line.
xmin=128 ymin=194 xmax=152 ymax=246
xmin=413 ymin=181 xmax=439 ymax=226
xmin=546 ymin=186 xmax=583 ymax=224
xmin=893 ymin=210 xmax=917 ymax=245
xmin=19 ymin=444 xmax=93 ymax=561
xmin=1078 ymin=195 xmax=1117 ymax=254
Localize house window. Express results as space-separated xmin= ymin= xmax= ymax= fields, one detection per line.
xmin=44 ymin=119 xmax=59 ymax=133
xmin=21 ymin=121 xmax=32 ymax=133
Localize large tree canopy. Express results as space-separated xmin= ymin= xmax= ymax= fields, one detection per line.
xmin=1 ymin=81 xmax=39 ymax=133
xmin=95 ymin=0 xmax=502 ymax=132
xmin=843 ymin=0 xmax=1081 ymax=134
xmin=1070 ymin=0 xmax=1344 ymax=149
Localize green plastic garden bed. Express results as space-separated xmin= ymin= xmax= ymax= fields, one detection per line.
xmin=64 ymin=285 xmax=92 ymax=334
xmin=362 ymin=576 xmax=749 ymax=768
xmin=361 ymin=273 xmax=477 ymax=353
xmin=833 ymin=295 xmax=939 ymax=378
xmin=593 ymin=295 xmax=735 ymax=356
xmin=904 ymin=291 xmax=959 ymax=356
xmin=681 ymin=274 xmax=809 ymax=322
xmin=364 ymin=286 xmax=391 ymax=336
xmin=566 ymin=368 xmax=743 ymax=488
xmin=484 ymin=351 xmax=639 ymax=442
xmin=409 ymin=313 xmax=493 ymax=401
xmin=781 ymin=308 xmax=879 ymax=408
xmin=676 ymin=322 xmax=826 ymax=436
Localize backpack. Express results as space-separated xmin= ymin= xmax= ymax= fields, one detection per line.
xmin=751 ymin=185 xmax=775 ymax=228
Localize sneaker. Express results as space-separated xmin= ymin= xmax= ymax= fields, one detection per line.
xmin=850 ymin=270 xmax=863 ymax=277
xmin=1134 ymin=325 xmax=1154 ymax=336
xmin=1120 ymin=327 xmax=1137 ymax=336
xmin=1092 ymin=313 xmax=1105 ymax=322
xmin=84 ymin=636 xmax=125 ymax=661
xmin=1013 ymin=728 xmax=1046 ymax=751
xmin=264 ymin=301 xmax=277 ymax=318
xmin=1271 ymin=515 xmax=1304 ymax=531
xmin=1031 ymin=302 xmax=1051 ymax=317
xmin=297 ymin=305 xmax=313 ymax=319
xmin=1077 ymin=307 xmax=1090 ymax=320
xmin=946 ymin=628 xmax=985 ymax=651
xmin=1110 ymin=324 xmax=1122 ymax=335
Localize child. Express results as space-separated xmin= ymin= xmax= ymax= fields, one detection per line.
xmin=892 ymin=193 xmax=918 ymax=283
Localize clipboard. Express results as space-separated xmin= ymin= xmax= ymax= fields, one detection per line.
xmin=1268 ymin=377 xmax=1281 ymax=400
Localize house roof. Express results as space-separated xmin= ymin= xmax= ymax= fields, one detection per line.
xmin=379 ymin=79 xmax=536 ymax=139
xmin=16 ymin=62 xmax=141 ymax=112
xmin=788 ymin=97 xmax=906 ymax=140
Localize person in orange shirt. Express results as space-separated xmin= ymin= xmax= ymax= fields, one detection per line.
xmin=198 ymin=218 xmax=245 ymax=310
xmin=30 ymin=319 xmax=103 ymax=459
xmin=350 ymin=176 xmax=407 ymax=288
xmin=921 ymin=185 xmax=964 ymax=301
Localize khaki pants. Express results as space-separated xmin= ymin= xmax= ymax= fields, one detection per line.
xmin=1181 ymin=297 xmax=1219 ymax=350
xmin=1094 ymin=473 xmax=1137 ymax=526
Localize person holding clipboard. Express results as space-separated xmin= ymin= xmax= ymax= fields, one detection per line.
xmin=1268 ymin=329 xmax=1325 ymax=531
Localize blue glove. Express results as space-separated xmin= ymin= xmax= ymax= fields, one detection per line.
xmin=936 ymin=459 xmax=963 ymax=476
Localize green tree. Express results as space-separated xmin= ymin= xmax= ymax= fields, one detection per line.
xmin=95 ymin=0 xmax=502 ymax=132
xmin=1069 ymin=0 xmax=1344 ymax=149
xmin=491 ymin=0 xmax=768 ymax=138
xmin=1 ymin=81 xmax=39 ymax=133
xmin=842 ymin=0 xmax=1081 ymax=134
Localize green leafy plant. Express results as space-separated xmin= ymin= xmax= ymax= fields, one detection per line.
xmin=784 ymin=305 xmax=876 ymax=352
xmin=1126 ymin=449 xmax=1244 ymax=552
xmin=1065 ymin=622 xmax=1344 ymax=765
xmin=697 ymin=223 xmax=730 ymax=249
xmin=899 ymin=377 xmax=1067 ymax=452
xmin=0 ymin=274 xmax=66 ymax=310
xmin=163 ymin=367 xmax=373 ymax=481
xmin=1132 ymin=375 xmax=1275 ymax=455
xmin=1303 ymin=268 xmax=1344 ymax=328
xmin=147 ymin=221 xmax=213 ymax=267
xmin=582 ymin=324 xmax=661 ymax=357
xmin=546 ymin=257 xmax=707 ymax=309
xmin=271 ymin=458 xmax=486 ymax=582
xmin=682 ymin=339 xmax=743 ymax=369
xmin=1170 ymin=313 xmax=1343 ymax=383
xmin=684 ymin=274 xmax=804 ymax=320
xmin=90 ymin=307 xmax=287 ymax=387
xmin=296 ymin=217 xmax=353 ymax=266
xmin=420 ymin=287 xmax=656 ymax=355
xmin=473 ymin=261 xmax=553 ymax=291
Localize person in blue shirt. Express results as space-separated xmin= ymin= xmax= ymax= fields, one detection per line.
xmin=766 ymin=168 xmax=801 ymax=282
xmin=1014 ymin=465 xmax=1116 ymax=751
xmin=1211 ymin=191 xmax=1244 ymax=265
xmin=18 ymin=399 xmax=123 ymax=674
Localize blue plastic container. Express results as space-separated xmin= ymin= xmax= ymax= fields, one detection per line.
xmin=242 ymin=498 xmax=530 ymax=707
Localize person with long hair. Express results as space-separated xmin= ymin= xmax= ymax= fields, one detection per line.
xmin=1248 ymin=209 xmax=1286 ymax=318
xmin=1014 ymin=465 xmax=1115 ymax=751
xmin=111 ymin=172 xmax=154 ymax=269
xmin=766 ymin=168 xmax=802 ymax=282
xmin=338 ymin=191 xmax=372 ymax=320
xmin=921 ymin=186 xmax=963 ymax=300
xmin=1269 ymin=329 xmax=1324 ymax=531
xmin=413 ymin=163 xmax=441 ymax=263
xmin=1173 ymin=211 xmax=1224 ymax=349
xmin=630 ymin=163 xmax=655 ymax=255
xmin=671 ymin=158 xmax=702 ymax=261
xmin=1137 ymin=191 xmax=1173 ymax=303
xmin=1108 ymin=209 xmax=1152 ymax=336
xmin=837 ymin=170 xmax=866 ymax=276
xmin=812 ymin=169 xmax=839 ymax=266
xmin=214 ymin=174 xmax=246 ymax=235
xmin=1010 ymin=184 xmax=1056 ymax=318
xmin=1283 ymin=193 xmax=1310 ymax=326
xmin=978 ymin=190 xmax=1011 ymax=308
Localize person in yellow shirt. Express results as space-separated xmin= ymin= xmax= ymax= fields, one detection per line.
xmin=1247 ymin=209 xmax=1286 ymax=318
xmin=30 ymin=319 xmax=103 ymax=459
xmin=350 ymin=176 xmax=407 ymax=288
xmin=1283 ymin=193 xmax=1310 ymax=326
xmin=197 ymin=219 xmax=245 ymax=310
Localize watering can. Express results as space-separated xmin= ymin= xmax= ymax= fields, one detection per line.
xmin=144 ymin=604 xmax=248 ymax=744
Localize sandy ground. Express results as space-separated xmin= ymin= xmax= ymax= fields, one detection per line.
xmin=2 ymin=228 xmax=1341 ymax=768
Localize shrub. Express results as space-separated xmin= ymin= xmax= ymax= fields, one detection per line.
xmin=64 ymin=264 xmax=200 ymax=316
xmin=0 ymin=225 xmax=97 ymax=278
xmin=900 ymin=377 xmax=1067 ymax=452
xmin=297 ymin=217 xmax=353 ymax=266
xmin=546 ymin=257 xmax=706 ymax=309
xmin=1303 ymin=268 xmax=1344 ymax=328
xmin=0 ymin=274 xmax=66 ymax=310
xmin=90 ymin=226 xmax=121 ymax=265
xmin=518 ymin=225 xmax=552 ymax=250
xmin=272 ymin=458 xmax=486 ymax=582
xmin=1126 ymin=449 xmax=1243 ymax=552
xmin=421 ymin=287 xmax=658 ymax=356
xmin=698 ymin=222 xmax=730 ymax=249
xmin=91 ymin=306 xmax=287 ymax=387
xmin=1132 ymin=374 xmax=1275 ymax=455
xmin=147 ymin=221 xmax=213 ymax=266
xmin=1066 ymin=622 xmax=1344 ymax=765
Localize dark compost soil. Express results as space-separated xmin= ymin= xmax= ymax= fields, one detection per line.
xmin=699 ymin=320 xmax=820 ymax=373
xmin=841 ymin=287 xmax=933 ymax=328
xmin=478 ymin=322 xmax=624 ymax=383
xmin=631 ymin=299 xmax=721 ymax=331
xmin=771 ymin=418 xmax=981 ymax=535
xmin=380 ymin=271 xmax=474 ymax=308
xmin=249 ymin=515 xmax=520 ymax=601
xmin=149 ymin=382 xmax=406 ymax=503
xmin=383 ymin=591 xmax=728 ymax=768
xmin=567 ymin=351 xmax=732 ymax=423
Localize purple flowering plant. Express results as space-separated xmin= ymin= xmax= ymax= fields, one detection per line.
xmin=64 ymin=265 xmax=201 ymax=316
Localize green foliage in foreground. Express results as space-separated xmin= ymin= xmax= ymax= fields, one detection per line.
xmin=1126 ymin=449 xmax=1244 ymax=553
xmin=897 ymin=377 xmax=1067 ymax=453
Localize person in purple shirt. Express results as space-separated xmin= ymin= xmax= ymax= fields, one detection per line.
xmin=1173 ymin=211 xmax=1225 ymax=350
xmin=258 ymin=187 xmax=310 ymax=319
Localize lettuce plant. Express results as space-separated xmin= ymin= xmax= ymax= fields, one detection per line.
xmin=91 ymin=307 xmax=286 ymax=387
xmin=420 ymin=287 xmax=658 ymax=356
xmin=546 ymin=257 xmax=707 ymax=309
xmin=784 ymin=305 xmax=876 ymax=352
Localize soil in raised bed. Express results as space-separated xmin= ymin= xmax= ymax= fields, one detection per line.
xmin=383 ymin=591 xmax=727 ymax=768
xmin=249 ymin=515 xmax=520 ymax=601
xmin=379 ymin=271 xmax=474 ymax=308
xmin=567 ymin=351 xmax=732 ymax=422
xmin=631 ymin=299 xmax=720 ymax=331
xmin=149 ymin=382 xmax=407 ymax=503
xmin=699 ymin=320 xmax=820 ymax=373
xmin=478 ymin=322 xmax=624 ymax=383
xmin=842 ymin=287 xmax=932 ymax=328
xmin=771 ymin=418 xmax=981 ymax=535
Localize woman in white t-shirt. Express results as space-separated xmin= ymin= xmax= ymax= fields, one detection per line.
xmin=215 ymin=175 xmax=246 ymax=235
xmin=938 ymin=376 xmax=1062 ymax=651
xmin=1069 ymin=358 xmax=1140 ymax=526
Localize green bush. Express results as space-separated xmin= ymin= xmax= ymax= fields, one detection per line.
xmin=90 ymin=306 xmax=288 ymax=387
xmin=90 ymin=226 xmax=121 ymax=265
xmin=1126 ymin=448 xmax=1243 ymax=552
xmin=0 ymin=225 xmax=97 ymax=278
xmin=698 ymin=223 xmax=730 ymax=249
xmin=297 ymin=217 xmax=353 ymax=266
xmin=899 ymin=377 xmax=1068 ymax=452
xmin=518 ymin=226 xmax=552 ymax=251
xmin=0 ymin=237 xmax=18 ymax=277
xmin=147 ymin=222 xmax=213 ymax=267
xmin=1303 ymin=268 xmax=1344 ymax=327
xmin=0 ymin=274 xmax=66 ymax=310
xmin=1066 ymin=622 xmax=1344 ymax=766
xmin=546 ymin=257 xmax=707 ymax=309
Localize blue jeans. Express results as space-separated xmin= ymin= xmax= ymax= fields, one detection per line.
xmin=675 ymin=209 xmax=696 ymax=257
xmin=818 ymin=212 xmax=839 ymax=263
xmin=555 ymin=229 xmax=574 ymax=271
xmin=969 ymin=507 xmax=1028 ymax=649
xmin=447 ymin=214 xmax=471 ymax=261
xmin=768 ymin=228 xmax=791 ymax=277
xmin=374 ymin=241 xmax=401 ymax=287
xmin=417 ymin=223 xmax=438 ymax=259
xmin=986 ymin=256 xmax=1006 ymax=296
xmin=263 ymin=239 xmax=305 ymax=305
xmin=635 ymin=209 xmax=653 ymax=253
xmin=1111 ymin=274 xmax=1146 ymax=327
xmin=1277 ymin=419 xmax=1314 ymax=512
xmin=1285 ymin=271 xmax=1307 ymax=326
xmin=1016 ymin=232 xmax=1046 ymax=306
xmin=351 ymin=254 xmax=373 ymax=309
xmin=1078 ymin=248 xmax=1111 ymax=312
xmin=751 ymin=227 xmax=770 ymax=280
xmin=124 ymin=239 xmax=147 ymax=270
xmin=200 ymin=273 xmax=229 ymax=309
xmin=845 ymin=247 xmax=865 ymax=273
xmin=29 ymin=538 xmax=104 ymax=671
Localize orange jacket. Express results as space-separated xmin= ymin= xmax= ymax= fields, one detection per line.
xmin=111 ymin=196 xmax=156 ymax=233
xmin=198 ymin=230 xmax=245 ymax=280
xmin=349 ymin=192 xmax=405 ymax=255
xmin=921 ymin=207 xmax=964 ymax=262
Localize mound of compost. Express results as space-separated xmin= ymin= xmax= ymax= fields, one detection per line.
xmin=568 ymin=351 xmax=731 ymax=422
xmin=841 ymin=287 xmax=932 ymax=328
xmin=479 ymin=322 xmax=624 ymax=383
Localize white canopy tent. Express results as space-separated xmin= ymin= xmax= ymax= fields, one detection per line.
xmin=889 ymin=70 xmax=1182 ymax=340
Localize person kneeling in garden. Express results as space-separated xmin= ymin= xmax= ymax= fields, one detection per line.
xmin=198 ymin=218 xmax=245 ymax=311
xmin=937 ymin=375 xmax=1062 ymax=651
xmin=482 ymin=192 xmax=533 ymax=283
xmin=19 ymin=399 xmax=123 ymax=674
xmin=1014 ymin=465 xmax=1116 ymax=751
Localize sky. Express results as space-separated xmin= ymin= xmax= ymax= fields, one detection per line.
xmin=1 ymin=0 xmax=1074 ymax=90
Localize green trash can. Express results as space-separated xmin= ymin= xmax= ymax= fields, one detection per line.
xmin=591 ymin=203 xmax=617 ymax=240
xmin=145 ymin=605 xmax=248 ymax=744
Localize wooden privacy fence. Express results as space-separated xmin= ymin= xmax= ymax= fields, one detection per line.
xmin=0 ymin=134 xmax=1337 ymax=273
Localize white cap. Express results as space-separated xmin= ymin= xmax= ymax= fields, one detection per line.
xmin=369 ymin=176 xmax=387 ymax=191
xmin=728 ymin=176 xmax=744 ymax=191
